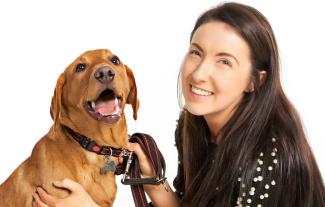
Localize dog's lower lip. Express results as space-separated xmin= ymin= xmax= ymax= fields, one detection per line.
xmin=95 ymin=112 xmax=121 ymax=119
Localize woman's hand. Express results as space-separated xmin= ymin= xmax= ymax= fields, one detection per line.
xmin=125 ymin=143 xmax=180 ymax=207
xmin=32 ymin=178 xmax=99 ymax=207
xmin=126 ymin=142 xmax=156 ymax=178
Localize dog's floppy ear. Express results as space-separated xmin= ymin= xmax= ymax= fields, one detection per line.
xmin=125 ymin=65 xmax=139 ymax=120
xmin=50 ymin=73 xmax=66 ymax=125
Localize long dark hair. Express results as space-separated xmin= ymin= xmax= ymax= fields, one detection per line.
xmin=178 ymin=2 xmax=325 ymax=206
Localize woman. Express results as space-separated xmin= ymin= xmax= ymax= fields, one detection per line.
xmin=33 ymin=2 xmax=325 ymax=206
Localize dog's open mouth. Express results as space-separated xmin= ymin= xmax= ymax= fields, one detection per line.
xmin=85 ymin=88 xmax=123 ymax=124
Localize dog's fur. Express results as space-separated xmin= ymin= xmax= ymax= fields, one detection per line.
xmin=0 ymin=49 xmax=139 ymax=206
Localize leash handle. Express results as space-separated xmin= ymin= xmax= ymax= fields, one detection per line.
xmin=121 ymin=176 xmax=166 ymax=185
xmin=121 ymin=150 xmax=166 ymax=186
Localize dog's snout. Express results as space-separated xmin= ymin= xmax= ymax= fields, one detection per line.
xmin=94 ymin=66 xmax=115 ymax=83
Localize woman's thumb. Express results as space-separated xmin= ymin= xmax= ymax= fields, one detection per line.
xmin=53 ymin=178 xmax=81 ymax=192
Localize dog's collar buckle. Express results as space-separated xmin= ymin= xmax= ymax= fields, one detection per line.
xmin=120 ymin=149 xmax=132 ymax=157
xmin=99 ymin=146 xmax=114 ymax=156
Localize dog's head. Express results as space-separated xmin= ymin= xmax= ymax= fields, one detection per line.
xmin=50 ymin=49 xmax=139 ymax=132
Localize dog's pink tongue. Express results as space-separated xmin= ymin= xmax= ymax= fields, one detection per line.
xmin=95 ymin=99 xmax=116 ymax=116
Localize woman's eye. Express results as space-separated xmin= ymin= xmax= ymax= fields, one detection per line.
xmin=111 ymin=56 xmax=120 ymax=65
xmin=75 ymin=63 xmax=87 ymax=72
xmin=189 ymin=50 xmax=201 ymax=57
xmin=219 ymin=59 xmax=232 ymax=67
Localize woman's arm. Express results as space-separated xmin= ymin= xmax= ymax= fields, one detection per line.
xmin=144 ymin=181 xmax=180 ymax=207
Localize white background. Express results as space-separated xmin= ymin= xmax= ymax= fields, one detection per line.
xmin=0 ymin=0 xmax=324 ymax=206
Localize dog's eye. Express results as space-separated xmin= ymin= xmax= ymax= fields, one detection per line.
xmin=111 ymin=56 xmax=120 ymax=65
xmin=76 ymin=63 xmax=87 ymax=72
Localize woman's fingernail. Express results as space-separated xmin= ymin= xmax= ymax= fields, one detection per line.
xmin=53 ymin=180 xmax=60 ymax=186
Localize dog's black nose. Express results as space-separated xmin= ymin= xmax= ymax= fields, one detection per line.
xmin=94 ymin=66 xmax=115 ymax=83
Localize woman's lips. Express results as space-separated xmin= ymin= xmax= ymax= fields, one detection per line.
xmin=190 ymin=84 xmax=214 ymax=96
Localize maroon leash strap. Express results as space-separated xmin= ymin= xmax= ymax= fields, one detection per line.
xmin=121 ymin=133 xmax=167 ymax=207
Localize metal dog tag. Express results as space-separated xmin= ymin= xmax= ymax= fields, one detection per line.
xmin=100 ymin=160 xmax=116 ymax=174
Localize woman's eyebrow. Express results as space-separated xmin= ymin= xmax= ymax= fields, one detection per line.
xmin=191 ymin=42 xmax=239 ymax=65
xmin=216 ymin=52 xmax=240 ymax=65
xmin=191 ymin=42 xmax=204 ymax=51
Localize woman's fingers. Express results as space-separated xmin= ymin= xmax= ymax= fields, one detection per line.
xmin=33 ymin=188 xmax=51 ymax=207
xmin=126 ymin=142 xmax=156 ymax=177
xmin=53 ymin=178 xmax=82 ymax=193
xmin=32 ymin=179 xmax=99 ymax=207
xmin=127 ymin=142 xmax=152 ymax=160
xmin=126 ymin=142 xmax=149 ymax=164
xmin=36 ymin=187 xmax=57 ymax=205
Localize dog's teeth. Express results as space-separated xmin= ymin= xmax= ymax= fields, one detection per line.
xmin=112 ymin=98 xmax=120 ymax=115
xmin=91 ymin=101 xmax=96 ymax=109
xmin=113 ymin=107 xmax=119 ymax=115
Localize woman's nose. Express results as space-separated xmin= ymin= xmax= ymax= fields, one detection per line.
xmin=191 ymin=60 xmax=212 ymax=83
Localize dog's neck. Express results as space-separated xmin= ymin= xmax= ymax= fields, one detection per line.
xmin=56 ymin=115 xmax=128 ymax=149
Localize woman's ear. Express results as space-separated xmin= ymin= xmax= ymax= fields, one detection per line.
xmin=245 ymin=70 xmax=267 ymax=93
xmin=258 ymin=70 xmax=267 ymax=86
xmin=245 ymin=82 xmax=255 ymax=93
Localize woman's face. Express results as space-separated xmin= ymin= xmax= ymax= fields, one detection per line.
xmin=182 ymin=21 xmax=253 ymax=119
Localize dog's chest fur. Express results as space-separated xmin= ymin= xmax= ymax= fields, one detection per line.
xmin=0 ymin=138 xmax=118 ymax=207
xmin=42 ymin=133 xmax=119 ymax=206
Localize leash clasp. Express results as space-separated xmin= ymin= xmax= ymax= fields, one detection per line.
xmin=121 ymin=151 xmax=133 ymax=183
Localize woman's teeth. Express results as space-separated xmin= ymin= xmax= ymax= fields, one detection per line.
xmin=191 ymin=85 xmax=213 ymax=96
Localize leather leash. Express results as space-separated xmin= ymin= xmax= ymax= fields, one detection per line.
xmin=121 ymin=133 xmax=167 ymax=207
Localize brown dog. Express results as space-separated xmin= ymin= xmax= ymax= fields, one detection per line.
xmin=0 ymin=49 xmax=139 ymax=206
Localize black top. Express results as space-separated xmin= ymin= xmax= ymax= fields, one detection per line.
xmin=172 ymin=126 xmax=282 ymax=206
xmin=171 ymin=122 xmax=324 ymax=207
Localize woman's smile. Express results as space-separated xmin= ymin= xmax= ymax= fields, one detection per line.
xmin=189 ymin=84 xmax=214 ymax=98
